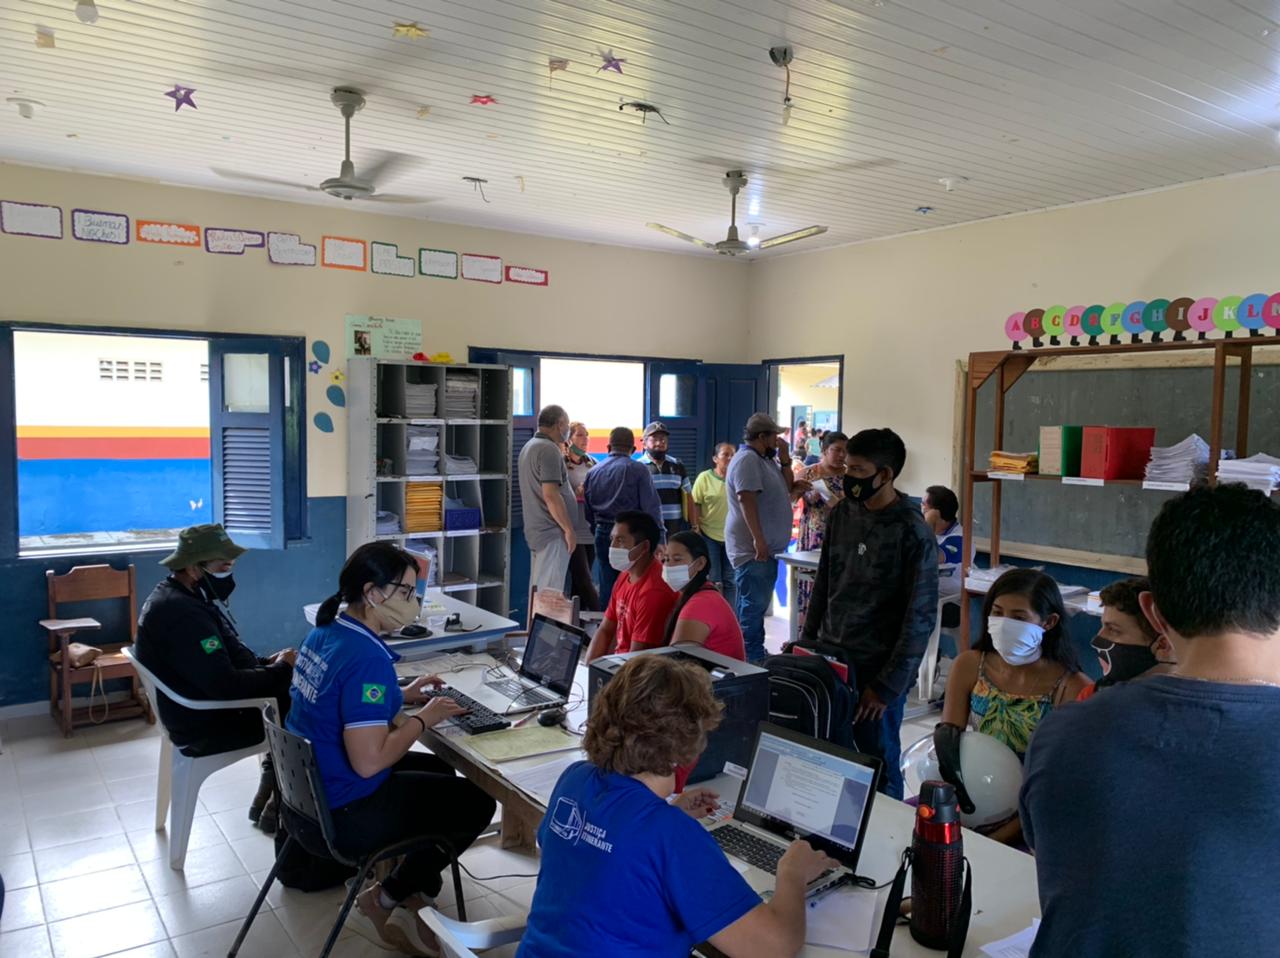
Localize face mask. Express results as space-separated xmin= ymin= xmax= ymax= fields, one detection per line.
xmin=373 ymin=589 xmax=420 ymax=632
xmin=609 ymin=546 xmax=635 ymax=573
xmin=843 ymin=472 xmax=883 ymax=502
xmin=1092 ymin=637 xmax=1159 ymax=687
xmin=648 ymin=447 xmax=667 ymax=461
xmin=560 ymin=427 xmax=571 ymax=444
xmin=202 ymin=568 xmax=236 ymax=602
xmin=987 ymin=616 xmax=1044 ymax=666
xmin=763 ymin=445 xmax=777 ymax=459
xmin=569 ymin=444 xmax=588 ymax=458
xmin=662 ymin=563 xmax=691 ymax=591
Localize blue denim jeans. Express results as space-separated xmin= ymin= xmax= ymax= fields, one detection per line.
xmin=701 ymin=534 xmax=736 ymax=611
xmin=594 ymin=522 xmax=619 ymax=612
xmin=733 ymin=558 xmax=778 ymax=664
xmin=852 ymin=690 xmax=907 ymax=800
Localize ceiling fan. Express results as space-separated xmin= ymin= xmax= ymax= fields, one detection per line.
xmin=647 ymin=170 xmax=827 ymax=255
xmin=212 ymin=87 xmax=432 ymax=204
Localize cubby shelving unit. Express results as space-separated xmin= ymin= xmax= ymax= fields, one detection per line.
xmin=347 ymin=357 xmax=513 ymax=617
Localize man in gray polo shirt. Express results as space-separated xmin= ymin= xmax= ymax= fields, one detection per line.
xmin=517 ymin=404 xmax=577 ymax=593
xmin=725 ymin=412 xmax=809 ymax=662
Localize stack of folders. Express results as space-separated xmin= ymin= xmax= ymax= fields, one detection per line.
xmin=1144 ymin=434 xmax=1210 ymax=486
xmin=1217 ymin=453 xmax=1280 ymax=493
xmin=1038 ymin=426 xmax=1082 ymax=477
xmin=404 ymin=383 xmax=438 ymax=418
xmin=375 ymin=511 xmax=402 ymax=535
xmin=406 ymin=426 xmax=440 ymax=476
xmin=989 ymin=451 xmax=1039 ymax=474
xmin=405 ymin=483 xmax=444 ymax=533
xmin=404 ymin=538 xmax=439 ymax=587
xmin=444 ymin=374 xmax=480 ymax=417
xmin=444 ymin=453 xmax=479 ymax=475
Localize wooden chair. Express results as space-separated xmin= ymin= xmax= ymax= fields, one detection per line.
xmin=40 ymin=564 xmax=153 ymax=737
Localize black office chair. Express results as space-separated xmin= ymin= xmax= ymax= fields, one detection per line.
xmin=228 ymin=705 xmax=467 ymax=958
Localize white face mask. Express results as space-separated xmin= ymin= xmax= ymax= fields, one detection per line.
xmin=987 ymin=616 xmax=1045 ymax=666
xmin=662 ymin=563 xmax=691 ymax=591
xmin=609 ymin=546 xmax=635 ymax=573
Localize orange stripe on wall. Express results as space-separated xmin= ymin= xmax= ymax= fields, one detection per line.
xmin=18 ymin=437 xmax=211 ymax=460
xmin=17 ymin=426 xmax=209 ymax=439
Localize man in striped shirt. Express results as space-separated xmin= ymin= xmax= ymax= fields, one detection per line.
xmin=639 ymin=421 xmax=698 ymax=540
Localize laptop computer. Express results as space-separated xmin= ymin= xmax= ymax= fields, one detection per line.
xmin=466 ymin=613 xmax=589 ymax=716
xmin=709 ymin=723 xmax=882 ymax=896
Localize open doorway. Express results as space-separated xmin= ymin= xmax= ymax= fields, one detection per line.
xmin=766 ymin=357 xmax=844 ymax=463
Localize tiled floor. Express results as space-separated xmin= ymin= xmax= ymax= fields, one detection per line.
xmin=0 ymin=715 xmax=534 ymax=958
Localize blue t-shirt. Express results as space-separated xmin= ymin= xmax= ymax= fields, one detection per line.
xmin=1021 ymin=675 xmax=1280 ymax=957
xmin=936 ymin=522 xmax=965 ymax=599
xmin=286 ymin=613 xmax=403 ymax=809
xmin=517 ymin=762 xmax=761 ymax=958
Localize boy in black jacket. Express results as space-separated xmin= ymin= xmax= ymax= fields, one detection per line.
xmin=800 ymin=429 xmax=938 ymax=798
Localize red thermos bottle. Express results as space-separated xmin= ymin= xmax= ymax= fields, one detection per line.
xmin=910 ymin=780 xmax=967 ymax=949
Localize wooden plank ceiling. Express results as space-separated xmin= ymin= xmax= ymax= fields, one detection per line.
xmin=2 ymin=0 xmax=1279 ymax=254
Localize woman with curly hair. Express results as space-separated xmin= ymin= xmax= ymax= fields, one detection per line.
xmin=517 ymin=655 xmax=835 ymax=958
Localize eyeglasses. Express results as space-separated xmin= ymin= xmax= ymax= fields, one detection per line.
xmin=383 ymin=581 xmax=416 ymax=602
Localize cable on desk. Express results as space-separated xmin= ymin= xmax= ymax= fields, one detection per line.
xmin=457 ymin=860 xmax=540 ymax=884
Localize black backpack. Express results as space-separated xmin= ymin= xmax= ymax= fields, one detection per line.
xmin=762 ymin=650 xmax=856 ymax=748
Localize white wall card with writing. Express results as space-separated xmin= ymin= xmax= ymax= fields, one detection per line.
xmin=205 ymin=228 xmax=265 ymax=255
xmin=72 ymin=209 xmax=129 ymax=244
xmin=268 ymin=232 xmax=316 ymax=266
xmin=371 ymin=241 xmax=415 ymax=277
xmin=419 ymin=248 xmax=458 ymax=279
xmin=461 ymin=253 xmax=503 ymax=284
xmin=322 ymin=236 xmax=367 ymax=270
xmin=1 ymin=201 xmax=63 ymax=239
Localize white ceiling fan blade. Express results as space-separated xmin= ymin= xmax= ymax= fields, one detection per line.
xmin=358 ymin=151 xmax=422 ymax=187
xmin=758 ymin=226 xmax=828 ymax=249
xmin=364 ymin=194 xmax=440 ymax=205
xmin=210 ymin=168 xmax=319 ymax=192
xmin=647 ymin=223 xmax=717 ymax=250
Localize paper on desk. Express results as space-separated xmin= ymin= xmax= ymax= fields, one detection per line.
xmin=506 ymin=754 xmax=580 ymax=804
xmin=980 ymin=920 xmax=1041 ymax=958
xmin=804 ymin=887 xmax=882 ymax=953
xmin=467 ymin=725 xmax=581 ymax=763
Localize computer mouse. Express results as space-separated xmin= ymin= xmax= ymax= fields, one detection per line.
xmin=538 ymin=707 xmax=567 ymax=727
xmin=399 ymin=624 xmax=429 ymax=638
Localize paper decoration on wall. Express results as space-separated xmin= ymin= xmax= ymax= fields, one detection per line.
xmin=461 ymin=253 xmax=503 ymax=284
xmin=331 ymin=369 xmax=345 ymax=384
xmin=72 ymin=209 xmax=129 ymax=244
xmin=470 ymin=94 xmax=497 ymax=106
xmin=416 ymin=106 xmax=431 ymax=119
xmin=420 ymin=248 xmax=458 ymax=279
xmin=137 ymin=220 xmax=200 ymax=246
xmin=308 ymin=360 xmax=322 ymax=374
xmin=345 ymin=314 xmax=423 ymax=359
xmin=392 ymin=21 xmax=429 ymax=38
xmin=313 ymin=412 xmax=334 ymax=433
xmin=164 ymin=85 xmax=198 ymax=112
xmin=0 ymin=200 xmax=63 ymax=239
xmin=619 ymin=101 xmax=669 ymax=125
xmin=35 ymin=26 xmax=55 ymax=48
xmin=371 ymin=241 xmax=414 ymax=277
xmin=322 ymin=235 xmax=367 ymax=271
xmin=312 ymin=340 xmax=331 ymax=364
xmin=597 ymin=49 xmax=626 ymax=74
xmin=268 ymin=232 xmax=315 ymax=266
xmin=506 ymin=265 xmax=548 ymax=286
xmin=548 ymin=57 xmax=569 ymax=88
xmin=205 ymin=228 xmax=265 ymax=255
xmin=326 ymin=385 xmax=346 ymax=407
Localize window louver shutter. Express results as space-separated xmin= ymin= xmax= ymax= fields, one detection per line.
xmin=220 ymin=427 xmax=272 ymax=535
xmin=509 ymin=425 xmax=535 ymax=529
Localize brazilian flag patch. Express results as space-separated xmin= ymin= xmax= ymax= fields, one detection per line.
xmin=361 ymin=684 xmax=386 ymax=704
xmin=200 ymin=636 xmax=223 ymax=654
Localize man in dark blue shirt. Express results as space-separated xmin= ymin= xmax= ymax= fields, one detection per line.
xmin=1021 ymin=484 xmax=1280 ymax=957
xmin=583 ymin=427 xmax=664 ymax=609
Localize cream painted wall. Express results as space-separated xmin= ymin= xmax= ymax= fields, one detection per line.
xmin=746 ymin=169 xmax=1280 ymax=494
xmin=0 ymin=163 xmax=749 ymax=496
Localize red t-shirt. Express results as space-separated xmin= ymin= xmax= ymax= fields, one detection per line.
xmin=606 ymin=558 xmax=677 ymax=654
xmin=677 ymin=588 xmax=746 ymax=661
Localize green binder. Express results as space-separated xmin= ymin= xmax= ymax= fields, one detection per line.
xmin=1038 ymin=425 xmax=1083 ymax=477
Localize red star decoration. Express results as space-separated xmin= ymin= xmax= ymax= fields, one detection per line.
xmin=470 ymin=94 xmax=497 ymax=106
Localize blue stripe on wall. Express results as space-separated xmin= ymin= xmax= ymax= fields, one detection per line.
xmin=18 ymin=459 xmax=213 ymax=536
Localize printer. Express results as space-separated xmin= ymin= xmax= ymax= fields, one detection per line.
xmin=588 ymin=646 xmax=768 ymax=784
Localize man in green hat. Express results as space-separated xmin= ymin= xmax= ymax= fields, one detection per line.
xmin=136 ymin=524 xmax=295 ymax=832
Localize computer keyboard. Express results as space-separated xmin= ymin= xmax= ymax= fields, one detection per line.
xmin=419 ymin=687 xmax=511 ymax=734
xmin=713 ymin=824 xmax=786 ymax=874
xmin=486 ymin=678 xmax=559 ymax=705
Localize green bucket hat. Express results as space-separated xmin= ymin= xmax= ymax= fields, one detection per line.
xmin=160 ymin=524 xmax=248 ymax=570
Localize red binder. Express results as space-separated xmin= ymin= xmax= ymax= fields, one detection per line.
xmin=1080 ymin=427 xmax=1156 ymax=480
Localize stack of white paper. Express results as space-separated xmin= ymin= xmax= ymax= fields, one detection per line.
xmin=405 ymin=426 xmax=440 ymax=475
xmin=444 ymin=453 xmax=479 ymax=475
xmin=1217 ymin=453 xmax=1280 ymax=492
xmin=1145 ymin=434 xmax=1209 ymax=485
xmin=980 ymin=919 xmax=1041 ymax=958
xmin=404 ymin=383 xmax=437 ymax=418
xmin=375 ymin=510 xmax=402 ymax=535
xmin=444 ymin=374 xmax=480 ymax=417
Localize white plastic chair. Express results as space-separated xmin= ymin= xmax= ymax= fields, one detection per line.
xmin=916 ymin=597 xmax=956 ymax=705
xmin=419 ymin=908 xmax=526 ymax=958
xmin=122 ymin=647 xmax=271 ymax=869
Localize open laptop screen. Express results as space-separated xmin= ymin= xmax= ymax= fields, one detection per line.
xmin=521 ymin=614 xmax=588 ymax=695
xmin=736 ymin=725 xmax=881 ymax=867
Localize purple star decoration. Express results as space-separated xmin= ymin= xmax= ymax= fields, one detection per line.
xmin=597 ymin=50 xmax=626 ymax=74
xmin=165 ymin=85 xmax=197 ymax=111
xmin=308 ymin=360 xmax=323 ymax=374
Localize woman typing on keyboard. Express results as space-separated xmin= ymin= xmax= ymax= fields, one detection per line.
xmin=287 ymin=542 xmax=497 ymax=955
xmin=517 ymin=655 xmax=836 ymax=958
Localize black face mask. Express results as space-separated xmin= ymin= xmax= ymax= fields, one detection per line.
xmin=649 ymin=448 xmax=667 ymax=461
xmin=1092 ymin=637 xmax=1158 ymax=687
xmin=843 ymin=471 xmax=883 ymax=502
xmin=762 ymin=445 xmax=776 ymax=459
xmin=202 ymin=570 xmax=236 ymax=603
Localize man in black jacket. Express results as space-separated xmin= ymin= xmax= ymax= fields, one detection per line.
xmin=136 ymin=524 xmax=295 ymax=831
xmin=800 ymin=429 xmax=938 ymax=799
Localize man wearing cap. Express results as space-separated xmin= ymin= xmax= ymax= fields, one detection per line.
xmin=725 ymin=413 xmax=810 ymax=662
xmin=136 ymin=524 xmax=296 ymax=831
xmin=639 ymin=421 xmax=698 ymax=541
xmin=583 ymin=427 xmax=666 ymax=610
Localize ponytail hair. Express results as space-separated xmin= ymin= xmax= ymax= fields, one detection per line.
xmin=661 ymin=531 xmax=713 ymax=646
xmin=315 ymin=542 xmax=417 ymax=626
